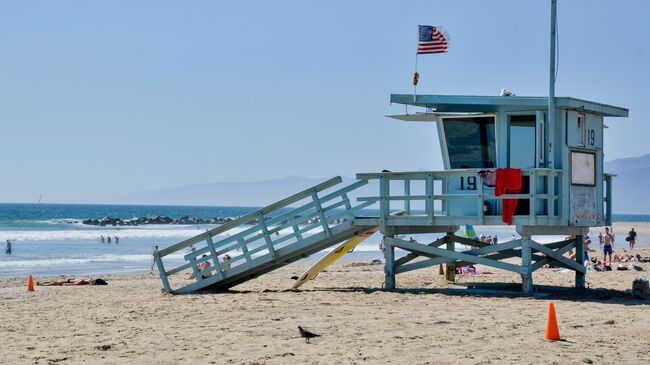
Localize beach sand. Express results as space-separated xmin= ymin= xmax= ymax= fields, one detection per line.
xmin=1 ymin=230 xmax=649 ymax=364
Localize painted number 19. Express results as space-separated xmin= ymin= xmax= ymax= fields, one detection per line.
xmin=460 ymin=176 xmax=477 ymax=190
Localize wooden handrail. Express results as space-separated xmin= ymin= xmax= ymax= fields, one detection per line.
xmin=157 ymin=176 xmax=343 ymax=257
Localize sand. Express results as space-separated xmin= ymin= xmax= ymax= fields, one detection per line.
xmin=1 ymin=230 xmax=650 ymax=364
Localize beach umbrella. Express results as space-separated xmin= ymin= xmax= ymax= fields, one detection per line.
xmin=463 ymin=224 xmax=478 ymax=239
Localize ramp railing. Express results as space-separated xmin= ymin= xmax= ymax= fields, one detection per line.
xmin=154 ymin=176 xmax=373 ymax=293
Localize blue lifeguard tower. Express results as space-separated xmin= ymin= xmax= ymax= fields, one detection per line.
xmin=362 ymin=93 xmax=627 ymax=292
xmin=152 ymin=92 xmax=627 ymax=294
xmin=153 ymin=3 xmax=629 ymax=294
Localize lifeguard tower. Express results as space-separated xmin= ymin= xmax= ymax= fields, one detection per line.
xmin=152 ymin=93 xmax=627 ymax=294
xmin=152 ymin=3 xmax=628 ymax=294
xmin=359 ymin=93 xmax=628 ymax=292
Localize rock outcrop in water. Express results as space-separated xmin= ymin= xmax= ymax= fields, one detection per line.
xmin=80 ymin=214 xmax=333 ymax=227
xmin=81 ymin=215 xmax=235 ymax=226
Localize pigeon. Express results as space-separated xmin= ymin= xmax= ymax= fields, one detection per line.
xmin=290 ymin=276 xmax=299 ymax=280
xmin=298 ymin=326 xmax=321 ymax=343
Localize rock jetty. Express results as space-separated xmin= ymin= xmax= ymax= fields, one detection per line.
xmin=81 ymin=215 xmax=235 ymax=227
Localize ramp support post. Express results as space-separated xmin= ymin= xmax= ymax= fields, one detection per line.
xmin=291 ymin=224 xmax=303 ymax=240
xmin=155 ymin=255 xmax=172 ymax=294
xmin=258 ymin=212 xmax=277 ymax=259
xmin=238 ymin=238 xmax=252 ymax=263
xmin=341 ymin=193 xmax=355 ymax=220
xmin=206 ymin=234 xmax=224 ymax=280
xmin=312 ymin=191 xmax=332 ymax=237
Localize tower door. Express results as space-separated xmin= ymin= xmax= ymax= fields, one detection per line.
xmin=508 ymin=114 xmax=537 ymax=216
xmin=508 ymin=114 xmax=536 ymax=169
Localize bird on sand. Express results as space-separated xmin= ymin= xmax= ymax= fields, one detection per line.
xmin=298 ymin=326 xmax=321 ymax=343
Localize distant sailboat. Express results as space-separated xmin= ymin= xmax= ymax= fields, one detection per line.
xmin=37 ymin=194 xmax=43 ymax=204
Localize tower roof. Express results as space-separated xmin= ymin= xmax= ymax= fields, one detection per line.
xmin=390 ymin=94 xmax=628 ymax=118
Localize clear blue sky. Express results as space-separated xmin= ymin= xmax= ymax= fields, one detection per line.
xmin=1 ymin=1 xmax=648 ymax=203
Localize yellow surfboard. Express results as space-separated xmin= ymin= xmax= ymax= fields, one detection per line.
xmin=292 ymin=210 xmax=405 ymax=289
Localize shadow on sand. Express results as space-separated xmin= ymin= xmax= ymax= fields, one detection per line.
xmin=201 ymin=283 xmax=650 ymax=306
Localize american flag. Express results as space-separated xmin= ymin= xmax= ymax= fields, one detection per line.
xmin=417 ymin=25 xmax=449 ymax=54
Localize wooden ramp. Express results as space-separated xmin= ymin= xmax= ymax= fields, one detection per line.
xmin=153 ymin=177 xmax=376 ymax=294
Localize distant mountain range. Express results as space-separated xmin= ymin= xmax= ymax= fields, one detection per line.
xmin=114 ymin=155 xmax=650 ymax=214
xmin=114 ymin=176 xmax=378 ymax=208
xmin=604 ymin=153 xmax=650 ymax=214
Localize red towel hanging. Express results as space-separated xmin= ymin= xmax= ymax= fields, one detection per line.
xmin=495 ymin=168 xmax=521 ymax=225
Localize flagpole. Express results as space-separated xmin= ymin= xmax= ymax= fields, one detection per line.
xmin=547 ymin=0 xmax=557 ymax=169
xmin=413 ymin=26 xmax=419 ymax=103
xmin=413 ymin=54 xmax=418 ymax=102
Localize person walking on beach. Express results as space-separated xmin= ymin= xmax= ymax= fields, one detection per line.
xmin=627 ymin=228 xmax=637 ymax=249
xmin=598 ymin=232 xmax=603 ymax=247
xmin=151 ymin=245 xmax=159 ymax=271
xmin=603 ymin=227 xmax=614 ymax=264
xmin=5 ymin=240 xmax=11 ymax=255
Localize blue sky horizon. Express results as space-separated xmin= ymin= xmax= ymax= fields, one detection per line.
xmin=1 ymin=1 xmax=648 ymax=204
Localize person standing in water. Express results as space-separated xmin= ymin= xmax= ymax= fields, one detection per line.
xmin=151 ymin=245 xmax=159 ymax=271
xmin=114 ymin=236 xmax=119 ymax=244
xmin=5 ymin=240 xmax=11 ymax=255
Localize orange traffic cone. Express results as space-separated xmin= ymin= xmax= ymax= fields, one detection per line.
xmin=544 ymin=302 xmax=560 ymax=341
xmin=27 ymin=274 xmax=35 ymax=292
xmin=438 ymin=264 xmax=444 ymax=275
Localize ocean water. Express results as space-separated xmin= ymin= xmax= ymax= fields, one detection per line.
xmin=0 ymin=203 xmax=262 ymax=278
xmin=0 ymin=203 xmax=647 ymax=279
